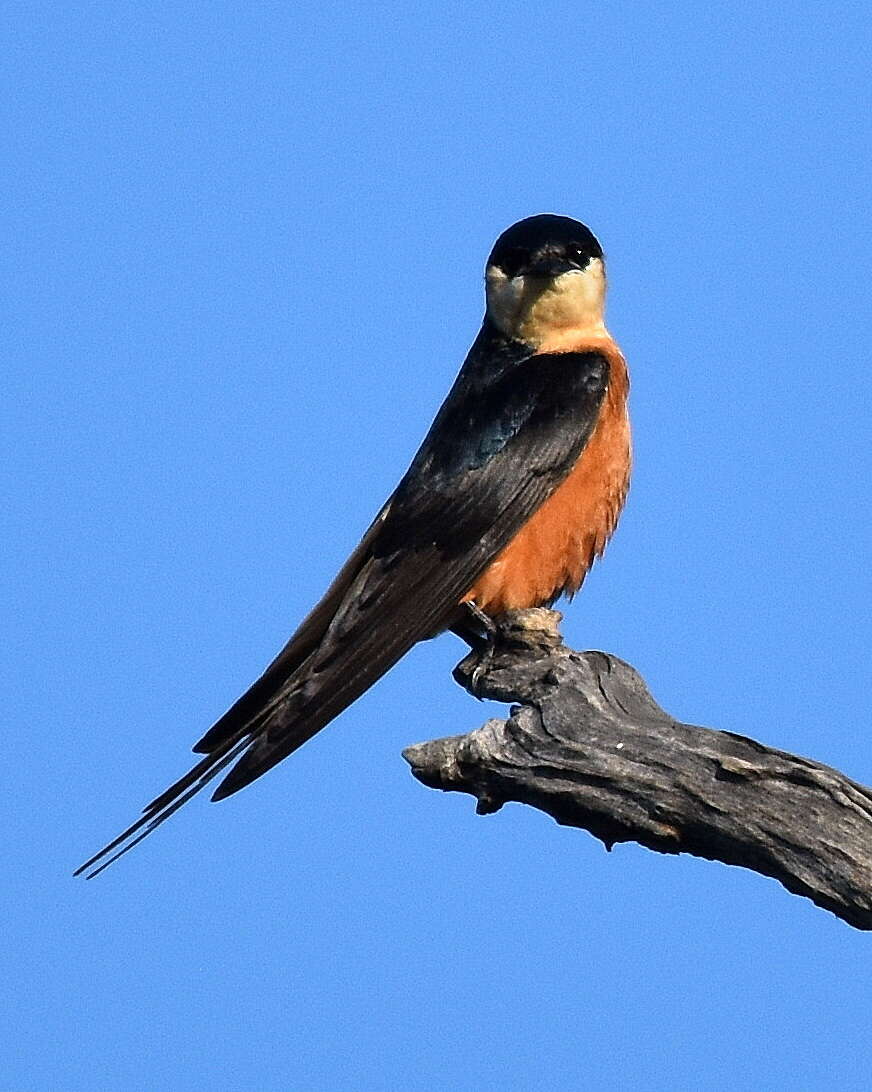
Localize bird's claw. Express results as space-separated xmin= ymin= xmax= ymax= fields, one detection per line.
xmin=453 ymin=629 xmax=497 ymax=698
xmin=468 ymin=641 xmax=495 ymax=698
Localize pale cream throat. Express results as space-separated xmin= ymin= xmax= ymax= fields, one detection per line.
xmin=486 ymin=258 xmax=608 ymax=349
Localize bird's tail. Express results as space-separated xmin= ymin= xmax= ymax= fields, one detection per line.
xmin=73 ymin=727 xmax=254 ymax=878
xmin=73 ymin=660 xmax=366 ymax=878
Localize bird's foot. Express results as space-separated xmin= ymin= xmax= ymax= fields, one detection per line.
xmin=468 ymin=641 xmax=496 ymax=698
xmin=452 ymin=602 xmax=497 ymax=698
xmin=452 ymin=607 xmax=565 ymax=700
xmin=453 ymin=643 xmax=494 ymax=699
xmin=452 ymin=600 xmax=496 ymax=651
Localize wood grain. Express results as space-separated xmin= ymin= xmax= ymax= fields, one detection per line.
xmin=404 ymin=608 xmax=872 ymax=931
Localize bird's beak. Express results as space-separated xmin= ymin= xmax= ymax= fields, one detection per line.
xmin=521 ymin=257 xmax=580 ymax=278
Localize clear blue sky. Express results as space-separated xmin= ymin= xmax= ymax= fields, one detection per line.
xmin=6 ymin=2 xmax=872 ymax=1089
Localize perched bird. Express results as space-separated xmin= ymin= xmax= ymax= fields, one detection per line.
xmin=77 ymin=213 xmax=631 ymax=877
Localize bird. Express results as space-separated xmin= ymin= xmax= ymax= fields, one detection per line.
xmin=76 ymin=213 xmax=631 ymax=877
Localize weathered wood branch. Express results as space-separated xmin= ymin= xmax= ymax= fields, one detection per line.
xmin=403 ymin=609 xmax=872 ymax=931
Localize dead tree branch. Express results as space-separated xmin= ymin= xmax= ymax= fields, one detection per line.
xmin=403 ymin=609 xmax=872 ymax=931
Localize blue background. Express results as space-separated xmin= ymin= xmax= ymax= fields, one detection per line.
xmin=6 ymin=2 xmax=872 ymax=1089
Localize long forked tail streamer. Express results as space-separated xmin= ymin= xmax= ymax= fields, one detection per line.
xmin=73 ymin=734 xmax=251 ymax=879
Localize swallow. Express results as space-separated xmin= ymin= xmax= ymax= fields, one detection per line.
xmin=76 ymin=213 xmax=631 ymax=877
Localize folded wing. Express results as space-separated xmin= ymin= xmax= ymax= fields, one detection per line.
xmin=76 ymin=349 xmax=609 ymax=876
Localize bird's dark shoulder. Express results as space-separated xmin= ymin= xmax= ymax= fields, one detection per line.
xmin=377 ymin=325 xmax=610 ymax=556
xmin=423 ymin=348 xmax=608 ymax=479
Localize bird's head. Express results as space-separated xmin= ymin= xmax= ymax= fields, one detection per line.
xmin=485 ymin=214 xmax=607 ymax=349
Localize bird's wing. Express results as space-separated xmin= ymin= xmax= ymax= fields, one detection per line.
xmin=192 ymin=496 xmax=395 ymax=756
xmin=76 ymin=349 xmax=609 ymax=876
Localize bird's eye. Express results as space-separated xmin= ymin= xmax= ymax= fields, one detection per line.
xmin=565 ymin=242 xmax=588 ymax=266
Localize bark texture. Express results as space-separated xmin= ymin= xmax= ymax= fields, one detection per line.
xmin=403 ymin=609 xmax=872 ymax=931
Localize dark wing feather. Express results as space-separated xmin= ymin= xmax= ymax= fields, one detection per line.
xmin=75 ymin=349 xmax=608 ymax=876
xmin=191 ymin=498 xmax=394 ymax=755
xmin=210 ymin=349 xmax=610 ymax=796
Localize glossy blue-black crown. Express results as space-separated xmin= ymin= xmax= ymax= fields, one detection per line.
xmin=488 ymin=214 xmax=603 ymax=279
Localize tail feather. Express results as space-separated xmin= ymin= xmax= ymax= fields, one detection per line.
xmin=73 ymin=731 xmax=252 ymax=878
xmin=75 ymin=661 xmax=331 ymax=876
xmin=211 ymin=716 xmax=321 ymax=802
